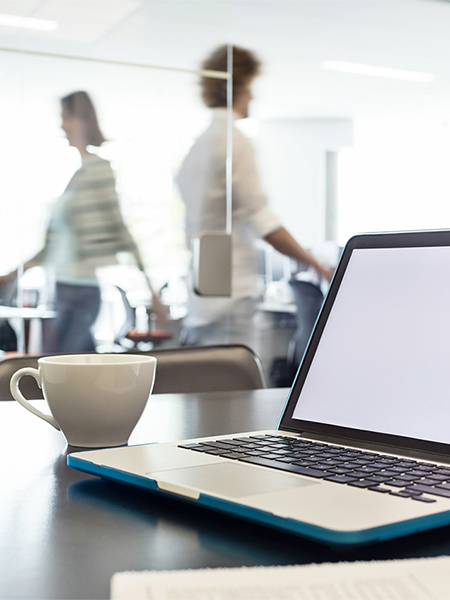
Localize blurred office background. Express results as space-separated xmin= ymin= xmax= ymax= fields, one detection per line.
xmin=1 ymin=0 xmax=450 ymax=384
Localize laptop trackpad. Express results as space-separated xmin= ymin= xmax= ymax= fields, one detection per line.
xmin=150 ymin=462 xmax=318 ymax=498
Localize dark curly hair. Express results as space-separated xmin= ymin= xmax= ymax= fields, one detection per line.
xmin=200 ymin=45 xmax=261 ymax=108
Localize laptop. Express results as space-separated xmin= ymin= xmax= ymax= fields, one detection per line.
xmin=68 ymin=230 xmax=450 ymax=547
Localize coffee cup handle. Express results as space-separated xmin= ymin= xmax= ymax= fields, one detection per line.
xmin=10 ymin=367 xmax=60 ymax=430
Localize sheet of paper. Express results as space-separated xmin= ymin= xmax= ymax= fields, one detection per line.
xmin=111 ymin=555 xmax=450 ymax=600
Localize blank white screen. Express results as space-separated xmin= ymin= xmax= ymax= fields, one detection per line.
xmin=292 ymin=246 xmax=450 ymax=444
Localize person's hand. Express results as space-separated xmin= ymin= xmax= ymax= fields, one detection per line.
xmin=148 ymin=294 xmax=169 ymax=324
xmin=318 ymin=265 xmax=335 ymax=283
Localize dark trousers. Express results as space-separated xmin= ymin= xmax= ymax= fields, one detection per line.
xmin=44 ymin=283 xmax=101 ymax=353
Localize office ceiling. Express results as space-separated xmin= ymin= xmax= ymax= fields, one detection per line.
xmin=1 ymin=0 xmax=450 ymax=122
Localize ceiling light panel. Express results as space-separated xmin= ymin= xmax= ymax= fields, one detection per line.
xmin=33 ymin=0 xmax=141 ymax=44
xmin=321 ymin=60 xmax=435 ymax=83
xmin=0 ymin=13 xmax=57 ymax=31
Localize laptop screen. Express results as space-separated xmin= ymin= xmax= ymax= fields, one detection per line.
xmin=286 ymin=244 xmax=450 ymax=447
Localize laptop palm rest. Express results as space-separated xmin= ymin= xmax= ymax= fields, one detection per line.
xmin=149 ymin=462 xmax=318 ymax=499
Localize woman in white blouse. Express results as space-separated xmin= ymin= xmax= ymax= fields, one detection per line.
xmin=177 ymin=45 xmax=333 ymax=347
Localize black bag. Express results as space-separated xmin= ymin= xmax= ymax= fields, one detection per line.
xmin=269 ymin=356 xmax=297 ymax=388
xmin=0 ymin=321 xmax=17 ymax=351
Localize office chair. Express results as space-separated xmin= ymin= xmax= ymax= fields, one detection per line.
xmin=113 ymin=285 xmax=173 ymax=349
xmin=0 ymin=344 xmax=265 ymax=400
xmin=128 ymin=344 xmax=266 ymax=394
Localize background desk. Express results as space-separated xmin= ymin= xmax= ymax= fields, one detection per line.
xmin=0 ymin=305 xmax=56 ymax=353
xmin=1 ymin=388 xmax=450 ymax=600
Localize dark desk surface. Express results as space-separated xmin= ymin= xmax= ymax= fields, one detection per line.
xmin=2 ymin=388 xmax=450 ymax=600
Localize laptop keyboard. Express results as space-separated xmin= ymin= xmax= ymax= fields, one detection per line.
xmin=178 ymin=434 xmax=450 ymax=503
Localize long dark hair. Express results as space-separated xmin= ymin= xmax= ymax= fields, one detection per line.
xmin=61 ymin=91 xmax=105 ymax=147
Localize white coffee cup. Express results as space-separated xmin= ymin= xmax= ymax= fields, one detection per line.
xmin=10 ymin=354 xmax=157 ymax=448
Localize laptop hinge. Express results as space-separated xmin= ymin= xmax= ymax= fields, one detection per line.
xmin=284 ymin=429 xmax=450 ymax=465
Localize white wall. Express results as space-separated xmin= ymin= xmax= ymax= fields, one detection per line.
xmin=256 ymin=118 xmax=353 ymax=249
xmin=337 ymin=118 xmax=450 ymax=244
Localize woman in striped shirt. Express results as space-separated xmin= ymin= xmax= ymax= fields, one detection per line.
xmin=3 ymin=91 xmax=164 ymax=352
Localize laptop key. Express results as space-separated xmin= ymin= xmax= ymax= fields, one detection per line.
xmin=365 ymin=475 xmax=392 ymax=483
xmin=393 ymin=490 xmax=424 ymax=497
xmin=426 ymin=474 xmax=449 ymax=482
xmin=219 ymin=452 xmax=248 ymax=460
xmin=389 ymin=466 xmax=407 ymax=473
xmin=292 ymin=459 xmax=319 ymax=467
xmin=324 ymin=475 xmax=358 ymax=484
xmin=287 ymin=466 xmax=331 ymax=478
xmin=434 ymin=468 xmax=450 ymax=477
xmin=329 ymin=467 xmax=354 ymax=474
xmin=322 ymin=448 xmax=342 ymax=455
xmin=207 ymin=442 xmax=240 ymax=450
xmin=338 ymin=454 xmax=359 ymax=461
xmin=282 ymin=454 xmax=305 ymax=460
xmin=178 ymin=443 xmax=209 ymax=450
xmin=376 ymin=469 xmax=401 ymax=477
xmin=368 ymin=486 xmax=390 ymax=493
xmin=237 ymin=456 xmax=329 ymax=478
xmin=407 ymin=484 xmax=450 ymax=498
xmin=264 ymin=443 xmax=291 ymax=449
xmin=347 ymin=480 xmax=376 ymax=488
xmin=370 ymin=462 xmax=394 ymax=470
xmin=359 ymin=456 xmax=380 ymax=463
xmin=238 ymin=444 xmax=263 ymax=450
xmin=350 ymin=470 xmax=375 ymax=478
xmin=412 ymin=496 xmax=437 ymax=503
xmin=435 ymin=482 xmax=450 ymax=491
xmin=218 ymin=439 xmax=246 ymax=447
xmin=389 ymin=491 xmax=414 ymax=498
xmin=345 ymin=461 xmax=369 ymax=469
xmin=383 ymin=479 xmax=411 ymax=488
xmin=414 ymin=476 xmax=437 ymax=484
xmin=392 ymin=474 xmax=420 ymax=482
xmin=357 ymin=466 xmax=380 ymax=474
xmin=192 ymin=445 xmax=220 ymax=452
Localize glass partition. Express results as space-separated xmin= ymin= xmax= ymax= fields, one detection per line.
xmin=0 ymin=0 xmax=232 ymax=356
xmin=2 ymin=0 xmax=449 ymax=389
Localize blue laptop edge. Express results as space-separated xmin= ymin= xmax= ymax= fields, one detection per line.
xmin=67 ymin=453 xmax=450 ymax=547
